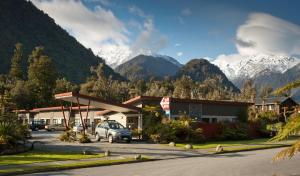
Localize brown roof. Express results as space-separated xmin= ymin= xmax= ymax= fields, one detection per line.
xmin=30 ymin=106 xmax=101 ymax=112
xmin=55 ymin=92 xmax=141 ymax=113
xmin=97 ymin=96 xmax=253 ymax=116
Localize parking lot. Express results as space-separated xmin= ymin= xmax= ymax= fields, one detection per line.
xmin=30 ymin=130 xmax=205 ymax=159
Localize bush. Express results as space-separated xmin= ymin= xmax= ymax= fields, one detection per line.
xmin=0 ymin=113 xmax=28 ymax=147
xmin=79 ymin=133 xmax=91 ymax=143
xmin=59 ymin=130 xmax=76 ymax=142
xmin=218 ymin=123 xmax=249 ymax=140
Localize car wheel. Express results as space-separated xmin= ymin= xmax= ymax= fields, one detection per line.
xmin=108 ymin=135 xmax=114 ymax=143
xmin=95 ymin=133 xmax=100 ymax=142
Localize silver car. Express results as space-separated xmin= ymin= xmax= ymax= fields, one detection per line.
xmin=95 ymin=120 xmax=132 ymax=143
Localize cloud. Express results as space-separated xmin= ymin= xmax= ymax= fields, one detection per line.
xmin=32 ymin=0 xmax=128 ymax=48
xmin=175 ymin=43 xmax=181 ymax=47
xmin=128 ymin=5 xmax=147 ymax=18
xmin=236 ymin=13 xmax=300 ymax=56
xmin=177 ymin=52 xmax=183 ymax=57
xmin=181 ymin=8 xmax=192 ymax=16
xmin=32 ymin=1 xmax=167 ymax=67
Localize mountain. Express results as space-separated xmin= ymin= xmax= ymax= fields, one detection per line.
xmin=0 ymin=0 xmax=123 ymax=83
xmin=213 ymin=54 xmax=300 ymax=88
xmin=115 ymin=54 xmax=182 ymax=81
xmin=175 ymin=59 xmax=239 ymax=92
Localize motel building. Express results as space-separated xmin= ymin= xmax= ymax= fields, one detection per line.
xmin=18 ymin=92 xmax=253 ymax=131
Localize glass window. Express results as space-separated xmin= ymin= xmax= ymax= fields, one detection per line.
xmin=53 ymin=119 xmax=58 ymax=124
xmin=108 ymin=122 xmax=124 ymax=129
xmin=201 ymin=118 xmax=210 ymax=123
xmin=211 ymin=118 xmax=217 ymax=123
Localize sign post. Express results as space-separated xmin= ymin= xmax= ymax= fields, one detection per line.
xmin=160 ymin=97 xmax=171 ymax=119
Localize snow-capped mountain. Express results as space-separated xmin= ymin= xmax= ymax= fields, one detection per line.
xmin=213 ymin=54 xmax=300 ymax=83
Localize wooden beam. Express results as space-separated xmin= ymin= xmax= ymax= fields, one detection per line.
xmin=84 ymin=99 xmax=90 ymax=129
xmin=60 ymin=101 xmax=68 ymax=130
xmin=76 ymin=97 xmax=86 ymax=133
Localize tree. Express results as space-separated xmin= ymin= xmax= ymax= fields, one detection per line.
xmin=10 ymin=80 xmax=34 ymax=110
xmin=271 ymin=78 xmax=300 ymax=160
xmin=27 ymin=47 xmax=57 ymax=107
xmin=173 ymin=76 xmax=194 ymax=99
xmin=54 ymin=78 xmax=78 ymax=94
xmin=240 ymin=79 xmax=256 ymax=102
xmin=9 ymin=43 xmax=23 ymax=80
xmin=80 ymin=63 xmax=127 ymax=102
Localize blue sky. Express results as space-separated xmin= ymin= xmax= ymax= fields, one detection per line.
xmin=32 ymin=0 xmax=300 ymax=66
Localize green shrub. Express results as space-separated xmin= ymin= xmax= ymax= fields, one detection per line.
xmin=79 ymin=133 xmax=91 ymax=143
xmin=0 ymin=112 xmax=27 ymax=146
xmin=218 ymin=123 xmax=248 ymax=140
xmin=59 ymin=130 xmax=76 ymax=142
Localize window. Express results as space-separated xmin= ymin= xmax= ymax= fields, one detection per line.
xmin=201 ymin=118 xmax=210 ymax=123
xmin=53 ymin=119 xmax=58 ymax=124
xmin=211 ymin=118 xmax=217 ymax=123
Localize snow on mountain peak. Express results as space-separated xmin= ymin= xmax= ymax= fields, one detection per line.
xmin=212 ymin=54 xmax=300 ymax=80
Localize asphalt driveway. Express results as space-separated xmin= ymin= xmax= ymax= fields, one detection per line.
xmin=30 ymin=131 xmax=204 ymax=159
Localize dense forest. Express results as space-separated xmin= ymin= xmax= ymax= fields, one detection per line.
xmin=0 ymin=0 xmax=124 ymax=83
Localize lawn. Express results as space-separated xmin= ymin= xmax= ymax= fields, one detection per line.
xmin=176 ymin=137 xmax=298 ymax=150
xmin=0 ymin=150 xmax=105 ymax=166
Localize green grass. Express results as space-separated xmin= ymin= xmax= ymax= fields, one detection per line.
xmin=0 ymin=157 xmax=149 ymax=175
xmin=0 ymin=150 xmax=105 ymax=166
xmin=176 ymin=137 xmax=298 ymax=150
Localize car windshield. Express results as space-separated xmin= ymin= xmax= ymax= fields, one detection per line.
xmin=108 ymin=122 xmax=124 ymax=129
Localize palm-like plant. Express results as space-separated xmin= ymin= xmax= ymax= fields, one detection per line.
xmin=271 ymin=78 xmax=300 ymax=160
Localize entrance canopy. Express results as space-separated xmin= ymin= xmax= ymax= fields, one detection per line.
xmin=55 ymin=92 xmax=140 ymax=113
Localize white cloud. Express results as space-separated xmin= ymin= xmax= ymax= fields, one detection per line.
xmin=177 ymin=52 xmax=183 ymax=57
xmin=32 ymin=0 xmax=168 ymax=67
xmin=215 ymin=13 xmax=300 ymax=63
xmin=181 ymin=8 xmax=192 ymax=16
xmin=128 ymin=5 xmax=147 ymax=18
xmin=236 ymin=13 xmax=300 ymax=56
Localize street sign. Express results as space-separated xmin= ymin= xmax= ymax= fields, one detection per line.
xmin=160 ymin=97 xmax=170 ymax=111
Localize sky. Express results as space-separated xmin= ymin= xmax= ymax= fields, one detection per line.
xmin=31 ymin=0 xmax=300 ymax=67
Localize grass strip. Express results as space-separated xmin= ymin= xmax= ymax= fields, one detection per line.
xmin=0 ymin=151 xmax=105 ymax=166
xmin=213 ymin=144 xmax=292 ymax=154
xmin=0 ymin=157 xmax=151 ymax=176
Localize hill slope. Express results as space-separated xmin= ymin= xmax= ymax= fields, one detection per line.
xmin=175 ymin=59 xmax=239 ymax=92
xmin=115 ymin=54 xmax=181 ymax=81
xmin=0 ymin=0 xmax=123 ymax=83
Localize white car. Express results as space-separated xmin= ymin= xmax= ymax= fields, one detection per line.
xmin=73 ymin=124 xmax=91 ymax=133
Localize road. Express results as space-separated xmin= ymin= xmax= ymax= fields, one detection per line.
xmin=26 ymin=147 xmax=300 ymax=176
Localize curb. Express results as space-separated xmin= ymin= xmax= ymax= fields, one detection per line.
xmin=213 ymin=144 xmax=292 ymax=154
xmin=0 ymin=158 xmax=158 ymax=176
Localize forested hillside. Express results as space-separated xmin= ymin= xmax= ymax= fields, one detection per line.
xmin=0 ymin=0 xmax=123 ymax=83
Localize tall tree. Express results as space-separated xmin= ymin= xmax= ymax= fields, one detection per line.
xmin=173 ymin=76 xmax=194 ymax=99
xmin=240 ymin=79 xmax=256 ymax=102
xmin=271 ymin=78 xmax=300 ymax=160
xmin=9 ymin=43 xmax=23 ymax=80
xmin=27 ymin=47 xmax=57 ymax=107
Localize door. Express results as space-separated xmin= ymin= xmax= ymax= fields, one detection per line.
xmin=98 ymin=122 xmax=109 ymax=138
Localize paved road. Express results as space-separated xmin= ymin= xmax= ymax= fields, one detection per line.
xmin=30 ymin=131 xmax=203 ymax=159
xmin=26 ymin=148 xmax=300 ymax=176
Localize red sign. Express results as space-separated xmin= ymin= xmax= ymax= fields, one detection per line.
xmin=160 ymin=97 xmax=170 ymax=110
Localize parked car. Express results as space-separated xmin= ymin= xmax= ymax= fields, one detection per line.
xmin=72 ymin=124 xmax=84 ymax=133
xmin=95 ymin=120 xmax=132 ymax=143
xmin=45 ymin=124 xmax=66 ymax=131
xmin=29 ymin=121 xmax=45 ymax=131
xmin=72 ymin=124 xmax=92 ymax=133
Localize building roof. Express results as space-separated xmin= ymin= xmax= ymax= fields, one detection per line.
xmin=30 ymin=106 xmax=100 ymax=112
xmin=97 ymin=96 xmax=253 ymax=116
xmin=55 ymin=92 xmax=140 ymax=113
xmin=255 ymin=96 xmax=297 ymax=105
